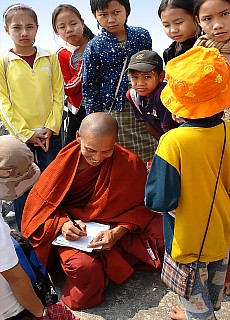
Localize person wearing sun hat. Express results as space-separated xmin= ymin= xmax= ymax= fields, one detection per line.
xmin=0 ymin=135 xmax=49 ymax=319
xmin=0 ymin=136 xmax=40 ymax=201
xmin=145 ymin=46 xmax=230 ymax=320
xmin=0 ymin=135 xmax=41 ymax=229
xmin=0 ymin=136 xmax=80 ymax=320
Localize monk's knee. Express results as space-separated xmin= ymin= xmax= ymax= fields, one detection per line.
xmin=62 ymin=252 xmax=107 ymax=309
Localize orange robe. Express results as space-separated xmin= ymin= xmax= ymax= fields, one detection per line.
xmin=22 ymin=141 xmax=164 ymax=309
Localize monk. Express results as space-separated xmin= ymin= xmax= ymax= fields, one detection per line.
xmin=22 ymin=112 xmax=164 ymax=310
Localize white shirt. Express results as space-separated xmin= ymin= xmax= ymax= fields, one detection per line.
xmin=0 ymin=201 xmax=24 ymax=319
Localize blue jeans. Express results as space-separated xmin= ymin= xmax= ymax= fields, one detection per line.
xmin=27 ymin=133 xmax=62 ymax=172
xmin=14 ymin=134 xmax=62 ymax=229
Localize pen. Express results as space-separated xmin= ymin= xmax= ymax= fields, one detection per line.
xmin=66 ymin=214 xmax=82 ymax=231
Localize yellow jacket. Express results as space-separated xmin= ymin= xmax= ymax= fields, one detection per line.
xmin=0 ymin=47 xmax=64 ymax=142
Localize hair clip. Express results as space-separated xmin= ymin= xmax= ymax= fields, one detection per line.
xmin=3 ymin=3 xmax=32 ymax=20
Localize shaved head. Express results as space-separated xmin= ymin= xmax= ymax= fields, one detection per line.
xmin=77 ymin=113 xmax=118 ymax=167
xmin=79 ymin=112 xmax=118 ymax=139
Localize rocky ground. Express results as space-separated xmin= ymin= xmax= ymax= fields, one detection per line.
xmin=59 ymin=272 xmax=230 ymax=320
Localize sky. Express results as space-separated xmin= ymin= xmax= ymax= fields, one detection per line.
xmin=0 ymin=0 xmax=171 ymax=57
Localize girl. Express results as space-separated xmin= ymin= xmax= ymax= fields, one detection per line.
xmin=194 ymin=0 xmax=230 ymax=299
xmin=158 ymin=0 xmax=201 ymax=65
xmin=0 ymin=4 xmax=64 ymax=228
xmin=52 ymin=4 xmax=94 ymax=145
xmin=83 ymin=0 xmax=157 ymax=163
xmin=194 ymin=0 xmax=230 ymax=122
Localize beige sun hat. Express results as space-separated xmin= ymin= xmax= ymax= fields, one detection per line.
xmin=0 ymin=136 xmax=40 ymax=200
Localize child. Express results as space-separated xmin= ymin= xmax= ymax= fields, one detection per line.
xmin=145 ymin=46 xmax=230 ymax=320
xmin=0 ymin=136 xmax=49 ymax=320
xmin=194 ymin=0 xmax=230 ymax=298
xmin=194 ymin=0 xmax=230 ymax=122
xmin=83 ymin=0 xmax=157 ymax=163
xmin=126 ymin=50 xmax=178 ymax=141
xmin=52 ymin=4 xmax=94 ymax=145
xmin=0 ymin=4 xmax=64 ymax=227
xmin=158 ymin=0 xmax=201 ymax=65
xmin=0 ymin=136 xmax=78 ymax=320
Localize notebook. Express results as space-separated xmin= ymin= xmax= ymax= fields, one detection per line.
xmin=52 ymin=221 xmax=110 ymax=252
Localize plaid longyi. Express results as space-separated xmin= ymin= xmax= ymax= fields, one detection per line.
xmin=108 ymin=101 xmax=157 ymax=163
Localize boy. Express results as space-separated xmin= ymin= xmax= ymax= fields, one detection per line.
xmin=145 ymin=46 xmax=230 ymax=320
xmin=126 ymin=50 xmax=178 ymax=141
xmin=83 ymin=0 xmax=155 ymax=163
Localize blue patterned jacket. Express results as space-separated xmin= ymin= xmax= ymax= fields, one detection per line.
xmin=82 ymin=25 xmax=152 ymax=113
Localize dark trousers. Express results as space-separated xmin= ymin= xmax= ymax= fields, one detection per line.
xmin=65 ymin=105 xmax=86 ymax=145
xmin=14 ymin=134 xmax=62 ymax=230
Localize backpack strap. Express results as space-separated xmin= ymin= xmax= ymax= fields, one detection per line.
xmin=129 ymin=88 xmax=143 ymax=115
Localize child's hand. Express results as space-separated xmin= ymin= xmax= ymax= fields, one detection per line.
xmin=27 ymin=132 xmax=48 ymax=152
xmin=39 ymin=128 xmax=53 ymax=151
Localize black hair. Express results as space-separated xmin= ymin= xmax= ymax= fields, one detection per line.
xmin=128 ymin=67 xmax=163 ymax=76
xmin=158 ymin=0 xmax=194 ymax=18
xmin=90 ymin=0 xmax=131 ymax=16
xmin=194 ymin=0 xmax=230 ymax=17
xmin=52 ymin=4 xmax=94 ymax=40
xmin=3 ymin=3 xmax=38 ymax=26
xmin=155 ymin=67 xmax=164 ymax=75
xmin=184 ymin=112 xmax=224 ymax=123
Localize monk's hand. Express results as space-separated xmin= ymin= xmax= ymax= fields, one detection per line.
xmin=61 ymin=220 xmax=87 ymax=241
xmin=88 ymin=226 xmax=128 ymax=251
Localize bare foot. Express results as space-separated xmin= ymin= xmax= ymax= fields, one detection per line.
xmin=169 ymin=306 xmax=186 ymax=320
xmin=224 ymin=283 xmax=230 ymax=296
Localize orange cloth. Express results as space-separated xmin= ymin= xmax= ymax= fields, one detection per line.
xmin=58 ymin=214 xmax=164 ymax=310
xmin=22 ymin=141 xmax=159 ymax=283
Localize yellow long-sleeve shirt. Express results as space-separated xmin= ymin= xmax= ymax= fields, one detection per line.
xmin=0 ymin=47 xmax=64 ymax=142
xmin=146 ymin=121 xmax=230 ymax=263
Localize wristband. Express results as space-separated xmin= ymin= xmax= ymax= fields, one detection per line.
xmin=34 ymin=307 xmax=47 ymax=319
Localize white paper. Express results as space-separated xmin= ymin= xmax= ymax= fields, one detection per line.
xmin=52 ymin=221 xmax=110 ymax=252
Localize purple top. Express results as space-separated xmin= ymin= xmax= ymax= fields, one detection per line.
xmin=127 ymin=82 xmax=178 ymax=134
